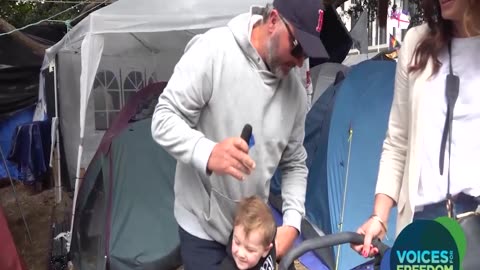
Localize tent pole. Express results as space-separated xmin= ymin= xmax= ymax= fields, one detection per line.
xmin=67 ymin=33 xmax=105 ymax=252
xmin=53 ymin=59 xmax=62 ymax=204
xmin=67 ymin=144 xmax=84 ymax=252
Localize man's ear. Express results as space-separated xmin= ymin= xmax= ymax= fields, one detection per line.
xmin=262 ymin=243 xmax=274 ymax=257
xmin=266 ymin=9 xmax=280 ymax=34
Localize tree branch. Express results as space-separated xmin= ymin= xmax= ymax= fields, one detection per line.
xmin=0 ymin=18 xmax=48 ymax=58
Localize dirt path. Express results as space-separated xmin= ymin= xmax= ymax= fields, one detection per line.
xmin=0 ymin=181 xmax=72 ymax=270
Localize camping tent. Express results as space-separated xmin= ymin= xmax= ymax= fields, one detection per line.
xmin=271 ymin=60 xmax=398 ymax=270
xmin=309 ymin=62 xmax=349 ymax=106
xmin=70 ymin=82 xmax=182 ymax=270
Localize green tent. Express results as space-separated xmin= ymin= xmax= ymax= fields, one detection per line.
xmin=70 ymin=82 xmax=182 ymax=270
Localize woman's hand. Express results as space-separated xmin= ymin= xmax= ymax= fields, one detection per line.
xmin=351 ymin=216 xmax=386 ymax=258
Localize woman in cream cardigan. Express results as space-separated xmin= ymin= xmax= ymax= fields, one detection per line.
xmin=352 ymin=0 xmax=480 ymax=258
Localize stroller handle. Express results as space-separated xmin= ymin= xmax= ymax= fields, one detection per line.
xmin=278 ymin=232 xmax=389 ymax=270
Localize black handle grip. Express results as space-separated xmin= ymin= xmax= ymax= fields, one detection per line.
xmin=240 ymin=124 xmax=252 ymax=144
xmin=278 ymin=232 xmax=390 ymax=270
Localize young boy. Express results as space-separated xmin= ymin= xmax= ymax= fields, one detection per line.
xmin=220 ymin=195 xmax=277 ymax=270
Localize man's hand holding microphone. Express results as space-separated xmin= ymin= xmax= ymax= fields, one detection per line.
xmin=207 ymin=124 xmax=256 ymax=181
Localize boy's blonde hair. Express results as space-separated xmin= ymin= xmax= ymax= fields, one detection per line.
xmin=234 ymin=195 xmax=276 ymax=247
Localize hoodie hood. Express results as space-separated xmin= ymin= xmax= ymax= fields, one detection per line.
xmin=227 ymin=7 xmax=280 ymax=85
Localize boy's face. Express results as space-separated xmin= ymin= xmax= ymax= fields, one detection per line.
xmin=231 ymin=225 xmax=273 ymax=270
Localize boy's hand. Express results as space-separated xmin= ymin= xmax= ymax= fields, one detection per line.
xmin=275 ymin=225 xmax=299 ymax=259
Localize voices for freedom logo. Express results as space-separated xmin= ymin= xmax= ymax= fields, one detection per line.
xmin=381 ymin=217 xmax=467 ymax=270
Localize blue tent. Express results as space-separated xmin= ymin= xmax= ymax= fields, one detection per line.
xmin=271 ymin=60 xmax=398 ymax=270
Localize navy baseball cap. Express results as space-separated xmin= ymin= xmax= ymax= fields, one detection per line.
xmin=273 ymin=0 xmax=329 ymax=59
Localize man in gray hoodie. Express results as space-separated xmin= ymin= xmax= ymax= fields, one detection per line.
xmin=151 ymin=0 xmax=328 ymax=269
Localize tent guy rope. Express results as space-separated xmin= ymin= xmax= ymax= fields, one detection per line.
xmin=335 ymin=124 xmax=354 ymax=269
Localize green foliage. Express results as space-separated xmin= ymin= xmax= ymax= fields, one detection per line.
xmin=0 ymin=0 xmax=86 ymax=28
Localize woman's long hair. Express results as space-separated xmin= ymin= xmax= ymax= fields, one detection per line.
xmin=409 ymin=0 xmax=480 ymax=76
xmin=408 ymin=0 xmax=452 ymax=76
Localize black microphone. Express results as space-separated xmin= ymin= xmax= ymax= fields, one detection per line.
xmin=240 ymin=124 xmax=252 ymax=145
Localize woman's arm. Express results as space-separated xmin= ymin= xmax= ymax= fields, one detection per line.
xmin=373 ymin=26 xmax=420 ymax=217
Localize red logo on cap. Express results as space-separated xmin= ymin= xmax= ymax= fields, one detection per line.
xmin=316 ymin=9 xmax=324 ymax=32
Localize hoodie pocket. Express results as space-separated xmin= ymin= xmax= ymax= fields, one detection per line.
xmin=202 ymin=189 xmax=239 ymax=244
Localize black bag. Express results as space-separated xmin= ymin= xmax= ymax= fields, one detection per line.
xmin=456 ymin=209 xmax=480 ymax=269
xmin=439 ymin=41 xmax=480 ymax=270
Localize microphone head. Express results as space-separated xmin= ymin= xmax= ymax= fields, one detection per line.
xmin=240 ymin=124 xmax=253 ymax=144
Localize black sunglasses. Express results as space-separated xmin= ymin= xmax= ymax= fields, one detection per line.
xmin=278 ymin=15 xmax=305 ymax=58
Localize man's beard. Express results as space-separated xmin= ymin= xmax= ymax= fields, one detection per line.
xmin=265 ymin=33 xmax=289 ymax=79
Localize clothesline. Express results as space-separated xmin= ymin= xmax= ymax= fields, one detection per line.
xmin=0 ymin=2 xmax=84 ymax=37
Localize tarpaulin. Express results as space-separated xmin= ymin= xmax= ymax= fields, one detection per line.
xmin=0 ymin=105 xmax=35 ymax=180
xmin=7 ymin=119 xmax=52 ymax=184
